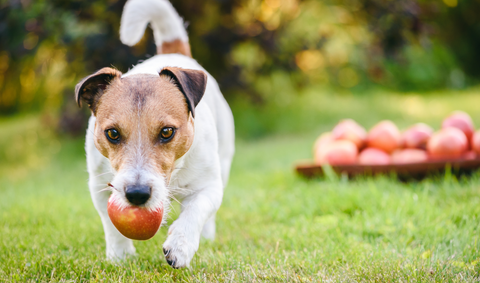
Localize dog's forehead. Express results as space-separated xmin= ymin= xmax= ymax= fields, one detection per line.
xmin=96 ymin=73 xmax=188 ymax=122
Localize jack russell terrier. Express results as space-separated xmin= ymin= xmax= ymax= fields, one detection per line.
xmin=75 ymin=0 xmax=235 ymax=268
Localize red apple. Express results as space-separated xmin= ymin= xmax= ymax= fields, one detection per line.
xmin=402 ymin=123 xmax=433 ymax=149
xmin=463 ymin=150 xmax=477 ymax=160
xmin=367 ymin=120 xmax=401 ymax=153
xmin=427 ymin=127 xmax=468 ymax=160
xmin=471 ymin=130 xmax=480 ymax=155
xmin=314 ymin=140 xmax=358 ymax=165
xmin=332 ymin=119 xmax=367 ymax=149
xmin=313 ymin=132 xmax=334 ymax=156
xmin=442 ymin=111 xmax=474 ymax=141
xmin=358 ymin=148 xmax=390 ymax=165
xmin=108 ymin=194 xmax=163 ymax=240
xmin=391 ymin=149 xmax=428 ymax=164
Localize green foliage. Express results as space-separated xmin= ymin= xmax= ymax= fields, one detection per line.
xmin=0 ymin=0 xmax=155 ymax=115
xmin=1 ymin=0 xmax=480 ymax=127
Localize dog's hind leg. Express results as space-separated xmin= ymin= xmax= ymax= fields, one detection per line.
xmin=201 ymin=214 xmax=216 ymax=240
xmin=199 ymin=154 xmax=233 ymax=241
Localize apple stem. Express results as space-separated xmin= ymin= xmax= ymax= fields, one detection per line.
xmin=107 ymin=183 xmax=119 ymax=192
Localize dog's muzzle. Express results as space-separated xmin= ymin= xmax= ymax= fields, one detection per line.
xmin=125 ymin=185 xmax=151 ymax=205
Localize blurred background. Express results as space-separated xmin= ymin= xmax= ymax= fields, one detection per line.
xmin=1 ymin=0 xmax=480 ymax=173
xmin=4 ymin=2 xmax=480 ymax=279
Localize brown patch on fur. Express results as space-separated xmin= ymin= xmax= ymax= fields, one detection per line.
xmin=158 ymin=39 xmax=192 ymax=57
xmin=94 ymin=74 xmax=194 ymax=181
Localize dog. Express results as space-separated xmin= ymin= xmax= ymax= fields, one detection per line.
xmin=74 ymin=0 xmax=235 ymax=268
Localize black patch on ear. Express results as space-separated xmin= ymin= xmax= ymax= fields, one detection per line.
xmin=159 ymin=67 xmax=208 ymax=118
xmin=75 ymin=67 xmax=122 ymax=113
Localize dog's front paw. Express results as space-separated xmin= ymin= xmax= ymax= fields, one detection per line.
xmin=162 ymin=225 xmax=199 ymax=268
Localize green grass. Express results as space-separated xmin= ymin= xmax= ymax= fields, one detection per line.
xmin=2 ymin=89 xmax=480 ymax=281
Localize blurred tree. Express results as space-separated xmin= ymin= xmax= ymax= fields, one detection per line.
xmin=0 ymin=0 xmax=157 ymax=116
xmin=0 ymin=0 xmax=479 ymax=120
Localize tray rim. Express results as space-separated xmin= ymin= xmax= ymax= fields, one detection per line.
xmin=295 ymin=158 xmax=480 ymax=179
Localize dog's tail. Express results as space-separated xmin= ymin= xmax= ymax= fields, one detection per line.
xmin=120 ymin=0 xmax=191 ymax=57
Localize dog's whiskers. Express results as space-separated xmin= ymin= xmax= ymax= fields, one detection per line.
xmin=170 ymin=186 xmax=195 ymax=195
xmin=97 ymin=187 xmax=114 ymax=193
xmin=107 ymin=183 xmax=120 ymax=192
xmin=165 ymin=193 xmax=179 ymax=214
xmin=94 ymin=171 xmax=113 ymax=178
xmin=95 ymin=182 xmax=119 ymax=194
xmin=88 ymin=129 xmax=99 ymax=139
xmin=169 ymin=193 xmax=182 ymax=206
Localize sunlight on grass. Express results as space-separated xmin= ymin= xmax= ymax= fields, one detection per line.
xmin=232 ymin=85 xmax=480 ymax=139
xmin=1 ymin=89 xmax=480 ymax=281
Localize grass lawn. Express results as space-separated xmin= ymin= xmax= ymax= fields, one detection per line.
xmin=1 ymin=88 xmax=480 ymax=281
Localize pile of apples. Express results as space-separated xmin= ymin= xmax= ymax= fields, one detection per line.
xmin=314 ymin=111 xmax=480 ymax=166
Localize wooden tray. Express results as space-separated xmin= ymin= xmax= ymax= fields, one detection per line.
xmin=295 ymin=158 xmax=480 ymax=180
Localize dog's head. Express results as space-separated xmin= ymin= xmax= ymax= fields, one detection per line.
xmin=75 ymin=67 xmax=207 ymax=211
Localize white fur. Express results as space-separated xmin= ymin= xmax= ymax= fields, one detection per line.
xmin=86 ymin=0 xmax=234 ymax=268
xmin=120 ymin=0 xmax=188 ymax=47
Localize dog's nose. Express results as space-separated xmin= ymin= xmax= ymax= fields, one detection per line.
xmin=125 ymin=185 xmax=151 ymax=205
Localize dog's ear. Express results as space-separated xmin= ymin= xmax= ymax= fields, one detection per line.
xmin=159 ymin=67 xmax=207 ymax=118
xmin=75 ymin=67 xmax=122 ymax=113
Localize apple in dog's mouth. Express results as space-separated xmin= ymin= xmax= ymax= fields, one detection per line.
xmin=107 ymin=193 xmax=163 ymax=240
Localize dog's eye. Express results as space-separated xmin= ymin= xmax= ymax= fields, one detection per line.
xmin=105 ymin=129 xmax=120 ymax=143
xmin=160 ymin=127 xmax=175 ymax=141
